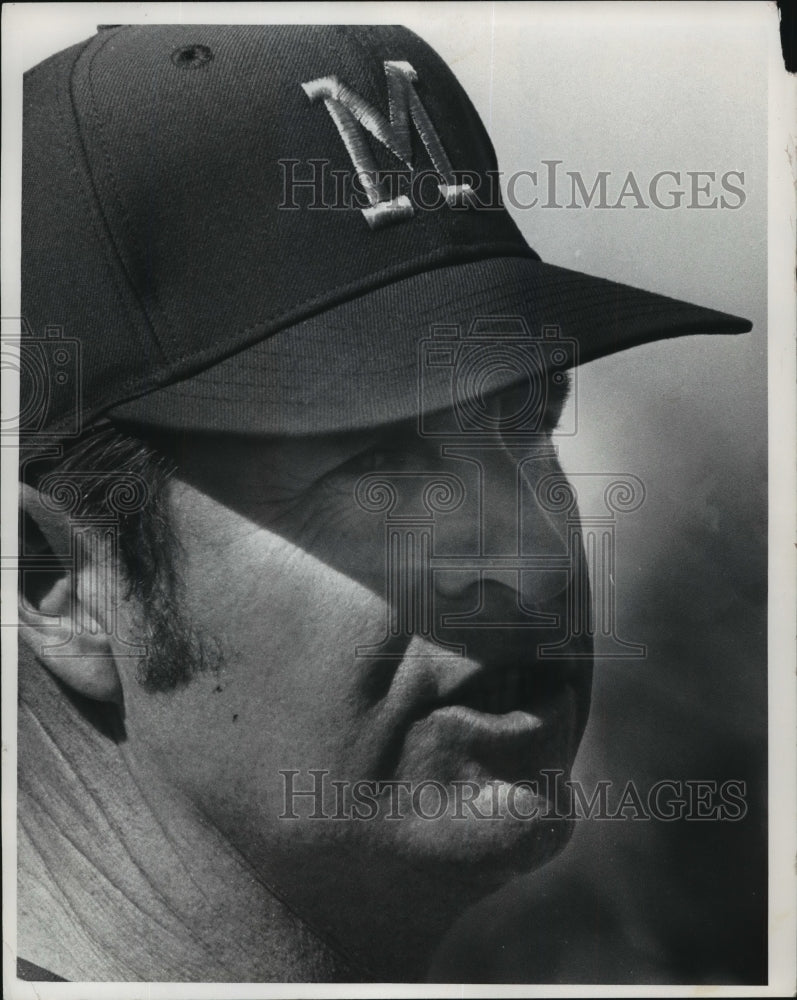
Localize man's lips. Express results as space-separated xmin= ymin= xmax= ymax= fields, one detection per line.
xmin=416 ymin=645 xmax=592 ymax=784
xmin=369 ymin=632 xmax=592 ymax=780
xmin=364 ymin=617 xmax=592 ymax=747
xmin=423 ymin=654 xmax=581 ymax=772
xmin=438 ymin=656 xmax=574 ymax=717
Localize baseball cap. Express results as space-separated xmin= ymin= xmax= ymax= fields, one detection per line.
xmin=21 ymin=24 xmax=752 ymax=441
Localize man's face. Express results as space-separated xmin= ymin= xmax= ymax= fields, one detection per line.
xmin=118 ymin=381 xmax=592 ymax=910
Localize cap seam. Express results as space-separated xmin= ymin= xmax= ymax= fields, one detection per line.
xmin=53 ymin=38 xmax=167 ymax=365
xmin=136 ymin=242 xmax=539 ymax=371
xmin=62 ymin=246 xmax=539 ymax=426
xmin=23 ymin=35 xmax=95 ymax=83
xmin=79 ymin=27 xmax=175 ymax=360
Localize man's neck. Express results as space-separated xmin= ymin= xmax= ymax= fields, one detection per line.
xmin=17 ymin=654 xmax=360 ymax=982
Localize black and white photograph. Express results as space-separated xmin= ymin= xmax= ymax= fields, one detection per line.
xmin=2 ymin=2 xmax=794 ymax=995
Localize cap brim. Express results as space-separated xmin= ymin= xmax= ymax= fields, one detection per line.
xmin=109 ymin=256 xmax=752 ymax=435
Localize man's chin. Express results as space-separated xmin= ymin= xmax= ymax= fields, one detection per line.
xmin=382 ymin=781 xmax=578 ymax=885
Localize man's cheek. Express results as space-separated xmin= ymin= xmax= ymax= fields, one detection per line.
xmin=293 ymin=493 xmax=389 ymax=594
xmin=203 ymin=535 xmax=392 ymax=687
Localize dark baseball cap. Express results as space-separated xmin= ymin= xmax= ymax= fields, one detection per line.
xmin=21 ymin=24 xmax=751 ymax=440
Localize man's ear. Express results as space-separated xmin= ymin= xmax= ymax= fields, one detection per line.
xmin=18 ymin=481 xmax=123 ymax=704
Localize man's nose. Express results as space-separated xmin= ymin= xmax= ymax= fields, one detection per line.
xmin=432 ymin=443 xmax=573 ymax=610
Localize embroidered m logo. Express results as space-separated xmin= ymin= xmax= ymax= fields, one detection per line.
xmin=301 ymin=61 xmax=473 ymax=229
